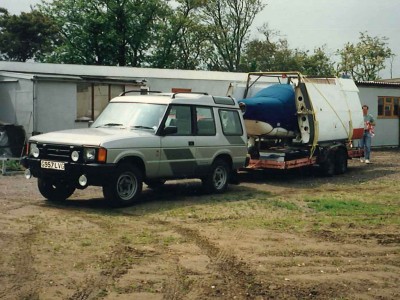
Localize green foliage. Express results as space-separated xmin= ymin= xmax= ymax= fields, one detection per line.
xmin=149 ymin=0 xmax=210 ymax=69
xmin=0 ymin=8 xmax=60 ymax=62
xmin=3 ymin=160 xmax=23 ymax=171
xmin=336 ymin=32 xmax=393 ymax=80
xmin=302 ymin=46 xmax=336 ymax=77
xmin=200 ymin=0 xmax=266 ymax=71
xmin=38 ymin=0 xmax=170 ymax=66
xmin=240 ymin=25 xmax=335 ymax=76
xmin=1 ymin=2 xmax=393 ymax=77
xmin=35 ymin=0 xmax=265 ymax=70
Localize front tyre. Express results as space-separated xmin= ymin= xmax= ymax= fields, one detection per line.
xmin=37 ymin=178 xmax=75 ymax=201
xmin=202 ymin=159 xmax=230 ymax=193
xmin=103 ymin=164 xmax=143 ymax=207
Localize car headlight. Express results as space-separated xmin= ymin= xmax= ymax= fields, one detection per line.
xmin=83 ymin=147 xmax=107 ymax=163
xmin=84 ymin=148 xmax=96 ymax=161
xmin=30 ymin=143 xmax=40 ymax=158
xmin=71 ymin=150 xmax=80 ymax=162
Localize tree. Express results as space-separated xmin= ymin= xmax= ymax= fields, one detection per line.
xmin=200 ymin=0 xmax=265 ymax=72
xmin=149 ymin=0 xmax=210 ymax=69
xmin=240 ymin=25 xmax=335 ymax=76
xmin=302 ymin=46 xmax=335 ymax=77
xmin=0 ymin=8 xmax=60 ymax=62
xmin=39 ymin=0 xmax=169 ymax=66
xmin=35 ymin=0 xmax=266 ymax=70
xmin=337 ymin=32 xmax=393 ymax=81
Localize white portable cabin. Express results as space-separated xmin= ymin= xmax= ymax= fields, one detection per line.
xmin=356 ymin=81 xmax=400 ymax=147
xmin=1 ymin=62 xmax=399 ymax=147
xmin=0 ymin=62 xmax=248 ymax=138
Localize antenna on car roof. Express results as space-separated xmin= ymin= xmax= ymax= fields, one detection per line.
xmin=119 ymin=90 xmax=162 ymax=96
xmin=171 ymin=92 xmax=208 ymax=99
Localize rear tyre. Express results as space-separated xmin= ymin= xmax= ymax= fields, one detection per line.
xmin=103 ymin=164 xmax=142 ymax=207
xmin=37 ymin=178 xmax=75 ymax=201
xmin=334 ymin=149 xmax=348 ymax=174
xmin=202 ymin=159 xmax=230 ymax=193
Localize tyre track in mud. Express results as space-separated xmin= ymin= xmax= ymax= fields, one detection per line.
xmin=0 ymin=196 xmax=159 ymax=300
xmin=156 ymin=220 xmax=264 ymax=299
xmin=61 ymin=208 xmax=157 ymax=300
xmin=0 ymin=224 xmax=41 ymax=300
xmin=68 ymin=244 xmax=156 ymax=300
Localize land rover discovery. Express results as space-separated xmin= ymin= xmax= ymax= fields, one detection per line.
xmin=22 ymin=92 xmax=248 ymax=206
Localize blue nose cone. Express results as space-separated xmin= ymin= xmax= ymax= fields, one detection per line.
xmin=240 ymin=84 xmax=297 ymax=131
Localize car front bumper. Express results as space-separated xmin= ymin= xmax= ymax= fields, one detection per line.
xmin=21 ymin=157 xmax=117 ymax=187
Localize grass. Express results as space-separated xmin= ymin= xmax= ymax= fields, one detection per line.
xmin=306 ymin=198 xmax=395 ymax=216
xmin=146 ymin=182 xmax=400 ymax=230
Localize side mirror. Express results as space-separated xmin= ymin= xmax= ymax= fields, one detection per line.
xmin=88 ymin=120 xmax=94 ymax=128
xmin=161 ymin=126 xmax=177 ymax=136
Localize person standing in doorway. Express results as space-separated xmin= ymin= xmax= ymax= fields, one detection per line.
xmin=360 ymin=105 xmax=375 ymax=164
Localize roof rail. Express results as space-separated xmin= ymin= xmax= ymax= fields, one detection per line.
xmin=171 ymin=92 xmax=208 ymax=99
xmin=119 ymin=90 xmax=162 ymax=96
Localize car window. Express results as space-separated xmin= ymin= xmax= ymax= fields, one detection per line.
xmin=196 ymin=107 xmax=216 ymax=136
xmin=167 ymin=105 xmax=192 ymax=135
xmin=219 ymin=109 xmax=243 ymax=136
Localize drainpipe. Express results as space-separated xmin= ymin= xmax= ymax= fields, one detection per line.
xmin=91 ymin=83 xmax=95 ymax=121
xmin=32 ymin=76 xmax=38 ymax=136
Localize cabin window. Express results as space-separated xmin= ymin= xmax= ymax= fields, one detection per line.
xmin=378 ymin=97 xmax=399 ymax=118
xmin=76 ymin=83 xmax=124 ymax=122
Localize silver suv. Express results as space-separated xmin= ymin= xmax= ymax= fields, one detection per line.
xmin=22 ymin=92 xmax=248 ymax=206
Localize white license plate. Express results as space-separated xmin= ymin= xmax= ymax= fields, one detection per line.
xmin=41 ymin=160 xmax=65 ymax=171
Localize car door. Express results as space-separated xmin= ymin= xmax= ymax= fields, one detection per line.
xmin=193 ymin=106 xmax=218 ymax=176
xmin=159 ymin=105 xmax=197 ymax=178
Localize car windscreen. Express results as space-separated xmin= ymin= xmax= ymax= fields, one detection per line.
xmin=92 ymin=102 xmax=167 ymax=130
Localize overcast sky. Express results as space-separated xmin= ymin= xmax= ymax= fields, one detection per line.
xmin=2 ymin=0 xmax=399 ymax=79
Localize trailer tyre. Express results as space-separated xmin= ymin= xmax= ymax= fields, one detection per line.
xmin=335 ymin=149 xmax=348 ymax=174
xmin=320 ymin=153 xmax=335 ymax=177
xmin=103 ymin=164 xmax=143 ymax=207
xmin=38 ymin=178 xmax=75 ymax=201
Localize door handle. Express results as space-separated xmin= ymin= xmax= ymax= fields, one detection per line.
xmin=188 ymin=141 xmax=194 ymax=146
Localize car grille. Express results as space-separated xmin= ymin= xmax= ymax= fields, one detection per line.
xmin=37 ymin=144 xmax=83 ymax=162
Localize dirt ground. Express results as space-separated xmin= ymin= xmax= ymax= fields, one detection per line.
xmin=0 ymin=149 xmax=399 ymax=300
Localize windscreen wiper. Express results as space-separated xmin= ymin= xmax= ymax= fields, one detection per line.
xmin=131 ymin=125 xmax=155 ymax=130
xmin=96 ymin=123 xmax=124 ymax=128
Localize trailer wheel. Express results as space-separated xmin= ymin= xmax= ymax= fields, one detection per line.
xmin=320 ymin=152 xmax=335 ymax=177
xmin=38 ymin=178 xmax=75 ymax=201
xmin=103 ymin=164 xmax=143 ymax=207
xmin=334 ymin=149 xmax=348 ymax=174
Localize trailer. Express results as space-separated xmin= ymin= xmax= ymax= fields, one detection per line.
xmin=238 ymin=72 xmax=365 ymax=176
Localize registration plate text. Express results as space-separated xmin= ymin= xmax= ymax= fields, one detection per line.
xmin=41 ymin=160 xmax=65 ymax=171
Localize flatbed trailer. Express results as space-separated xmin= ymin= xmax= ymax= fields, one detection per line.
xmin=245 ymin=147 xmax=364 ymax=171
xmin=238 ymin=72 xmax=365 ymax=176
